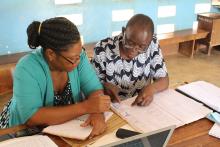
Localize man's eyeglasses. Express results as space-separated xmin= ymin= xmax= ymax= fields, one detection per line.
xmin=122 ymin=32 xmax=149 ymax=54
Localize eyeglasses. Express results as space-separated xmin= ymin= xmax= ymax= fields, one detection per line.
xmin=55 ymin=48 xmax=83 ymax=65
xmin=122 ymin=32 xmax=149 ymax=54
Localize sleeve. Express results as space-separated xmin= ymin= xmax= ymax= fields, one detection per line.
xmin=78 ymin=50 xmax=103 ymax=97
xmin=150 ymin=36 xmax=168 ymax=80
xmin=13 ymin=65 xmax=42 ymax=124
xmin=90 ymin=43 xmax=107 ymax=83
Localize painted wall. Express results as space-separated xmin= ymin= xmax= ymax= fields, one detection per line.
xmin=0 ymin=0 xmax=219 ymax=55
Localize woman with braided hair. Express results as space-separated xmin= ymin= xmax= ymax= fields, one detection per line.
xmin=0 ymin=17 xmax=110 ymax=138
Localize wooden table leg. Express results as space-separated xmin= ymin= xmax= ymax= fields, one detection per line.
xmin=190 ymin=39 xmax=195 ymax=58
xmin=208 ymin=45 xmax=212 ymax=56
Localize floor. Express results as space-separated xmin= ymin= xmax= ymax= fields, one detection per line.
xmin=0 ymin=47 xmax=220 ymax=112
xmin=166 ymin=47 xmax=220 ymax=88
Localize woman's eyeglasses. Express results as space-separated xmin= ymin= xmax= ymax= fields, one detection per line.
xmin=55 ymin=48 xmax=84 ymax=65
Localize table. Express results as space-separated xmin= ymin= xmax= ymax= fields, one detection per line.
xmin=197 ymin=12 xmax=220 ymax=56
xmin=0 ymin=114 xmax=219 ymax=147
xmin=157 ymin=28 xmax=209 ymax=58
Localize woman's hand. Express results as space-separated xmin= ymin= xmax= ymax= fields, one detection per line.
xmin=84 ymin=91 xmax=111 ymax=113
xmin=132 ymin=85 xmax=155 ymax=106
xmin=80 ymin=113 xmax=107 ymax=139
xmin=103 ymin=82 xmax=121 ymax=103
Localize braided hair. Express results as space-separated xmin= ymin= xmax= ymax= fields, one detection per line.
xmin=27 ymin=17 xmax=80 ymax=52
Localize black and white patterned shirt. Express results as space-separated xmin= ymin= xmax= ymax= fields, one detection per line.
xmin=91 ymin=33 xmax=167 ymax=99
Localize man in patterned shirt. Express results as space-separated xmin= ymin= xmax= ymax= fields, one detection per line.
xmin=91 ymin=14 xmax=169 ymax=106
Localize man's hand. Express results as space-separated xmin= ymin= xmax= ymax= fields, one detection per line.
xmin=80 ymin=113 xmax=106 ymax=139
xmin=103 ymin=82 xmax=121 ymax=103
xmin=132 ymin=85 xmax=155 ymax=106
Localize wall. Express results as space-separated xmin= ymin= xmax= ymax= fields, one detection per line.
xmin=0 ymin=0 xmax=219 ymax=55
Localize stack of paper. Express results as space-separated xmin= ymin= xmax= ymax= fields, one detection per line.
xmin=43 ymin=112 xmax=113 ymax=140
xmin=153 ymin=89 xmax=212 ymax=124
xmin=177 ymin=81 xmax=220 ymax=112
xmin=0 ymin=135 xmax=57 ymax=147
xmin=111 ymin=89 xmax=212 ymax=133
xmin=209 ymin=123 xmax=220 ymax=139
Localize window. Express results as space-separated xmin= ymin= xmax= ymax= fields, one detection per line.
xmin=195 ymin=3 xmax=211 ymax=14
xmin=57 ymin=14 xmax=83 ymax=26
xmin=158 ymin=5 xmax=176 ymax=18
xmin=55 ymin=0 xmax=82 ymax=5
xmin=112 ymin=9 xmax=134 ymax=22
xmin=112 ymin=31 xmax=121 ymax=36
xmin=80 ymin=36 xmax=84 ymax=45
xmin=157 ymin=24 xmax=175 ymax=34
xmin=193 ymin=21 xmax=198 ymax=30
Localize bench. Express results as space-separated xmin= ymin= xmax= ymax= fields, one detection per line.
xmin=0 ymin=64 xmax=15 ymax=95
xmin=157 ymin=28 xmax=209 ymax=58
xmin=84 ymin=28 xmax=209 ymax=58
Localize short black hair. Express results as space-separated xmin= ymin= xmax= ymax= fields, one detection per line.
xmin=27 ymin=17 xmax=80 ymax=52
xmin=126 ymin=14 xmax=154 ymax=34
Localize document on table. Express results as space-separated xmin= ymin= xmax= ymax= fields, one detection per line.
xmin=153 ymin=89 xmax=212 ymax=124
xmin=177 ymin=81 xmax=220 ymax=112
xmin=111 ymin=89 xmax=212 ymax=133
xmin=0 ymin=135 xmax=57 ymax=147
xmin=209 ymin=123 xmax=220 ymax=139
xmin=43 ymin=112 xmax=113 ymax=140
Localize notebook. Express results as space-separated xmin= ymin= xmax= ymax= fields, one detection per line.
xmin=43 ymin=112 xmax=113 ymax=140
xmin=111 ymin=89 xmax=212 ymax=133
xmin=0 ymin=135 xmax=57 ymax=147
xmin=209 ymin=123 xmax=220 ymax=139
xmin=176 ymin=81 xmax=220 ymax=112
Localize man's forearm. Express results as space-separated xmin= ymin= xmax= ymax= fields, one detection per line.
xmin=150 ymin=76 xmax=169 ymax=93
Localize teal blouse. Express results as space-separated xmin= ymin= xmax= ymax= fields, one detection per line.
xmin=9 ymin=48 xmax=103 ymax=127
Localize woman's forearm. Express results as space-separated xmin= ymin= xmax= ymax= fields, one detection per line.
xmin=26 ymin=101 xmax=88 ymax=127
xmin=26 ymin=89 xmax=110 ymax=127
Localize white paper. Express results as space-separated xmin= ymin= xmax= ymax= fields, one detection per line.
xmin=43 ymin=119 xmax=93 ymax=140
xmin=111 ymin=89 xmax=212 ymax=133
xmin=209 ymin=123 xmax=220 ymax=139
xmin=115 ymin=97 xmax=183 ymax=132
xmin=153 ymin=89 xmax=212 ymax=124
xmin=43 ymin=112 xmax=113 ymax=140
xmin=0 ymin=135 xmax=57 ymax=147
xmin=177 ymin=81 xmax=220 ymax=112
